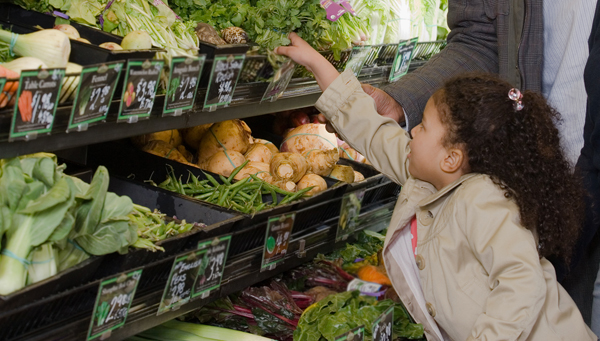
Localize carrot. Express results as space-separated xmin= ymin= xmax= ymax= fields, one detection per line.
xmin=18 ymin=90 xmax=32 ymax=123
xmin=0 ymin=66 xmax=20 ymax=109
xmin=356 ymin=265 xmax=392 ymax=286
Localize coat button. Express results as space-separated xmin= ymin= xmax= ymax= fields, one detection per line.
xmin=415 ymin=254 xmax=425 ymax=270
xmin=419 ymin=210 xmax=434 ymax=226
xmin=426 ymin=302 xmax=436 ymax=317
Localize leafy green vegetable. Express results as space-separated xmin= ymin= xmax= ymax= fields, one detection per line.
xmin=294 ymin=291 xmax=424 ymax=341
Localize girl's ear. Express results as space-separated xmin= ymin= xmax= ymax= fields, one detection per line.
xmin=440 ymin=147 xmax=466 ymax=174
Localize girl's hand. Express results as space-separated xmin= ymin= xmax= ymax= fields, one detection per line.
xmin=275 ymin=32 xmax=340 ymax=92
xmin=275 ymin=32 xmax=323 ymax=73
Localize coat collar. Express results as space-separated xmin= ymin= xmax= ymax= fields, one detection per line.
xmin=417 ymin=173 xmax=480 ymax=207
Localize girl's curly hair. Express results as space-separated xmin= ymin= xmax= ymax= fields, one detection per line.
xmin=434 ymin=73 xmax=584 ymax=262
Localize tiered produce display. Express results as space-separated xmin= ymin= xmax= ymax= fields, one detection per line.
xmin=0 ymin=0 xmax=447 ymax=340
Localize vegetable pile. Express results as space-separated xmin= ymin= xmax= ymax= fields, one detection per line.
xmin=294 ymin=290 xmax=423 ymax=340
xmin=153 ymin=162 xmax=314 ymax=215
xmin=12 ymin=0 xmax=199 ymax=62
xmin=0 ymin=153 xmax=205 ymax=295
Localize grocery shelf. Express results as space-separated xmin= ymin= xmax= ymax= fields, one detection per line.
xmin=13 ymin=199 xmax=395 ymax=341
xmin=0 ymin=63 xmax=403 ymax=160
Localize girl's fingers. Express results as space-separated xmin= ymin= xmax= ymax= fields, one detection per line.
xmin=274 ymin=45 xmax=292 ymax=56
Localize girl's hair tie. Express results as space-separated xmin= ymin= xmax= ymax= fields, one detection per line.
xmin=508 ymin=88 xmax=524 ymax=111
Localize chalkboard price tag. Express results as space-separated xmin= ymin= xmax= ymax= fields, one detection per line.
xmin=68 ymin=61 xmax=124 ymax=132
xmin=9 ymin=68 xmax=65 ymax=142
xmin=157 ymin=249 xmax=208 ymax=315
xmin=372 ymin=306 xmax=394 ymax=341
xmin=192 ymin=235 xmax=231 ymax=299
xmin=345 ymin=46 xmax=370 ymax=76
xmin=117 ymin=59 xmax=163 ymax=122
xmin=203 ymin=54 xmax=245 ymax=110
xmin=335 ymin=326 xmax=365 ymax=341
xmin=261 ymin=58 xmax=295 ymax=103
xmin=87 ymin=269 xmax=142 ymax=340
xmin=389 ymin=37 xmax=418 ymax=83
xmin=261 ymin=213 xmax=295 ymax=271
xmin=163 ymin=55 xmax=206 ymax=116
xmin=337 ymin=189 xmax=366 ymax=242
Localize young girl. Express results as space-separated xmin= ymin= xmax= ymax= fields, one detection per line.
xmin=276 ymin=33 xmax=596 ymax=340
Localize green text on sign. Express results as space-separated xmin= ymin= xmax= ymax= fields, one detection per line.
xmin=87 ymin=269 xmax=143 ymax=340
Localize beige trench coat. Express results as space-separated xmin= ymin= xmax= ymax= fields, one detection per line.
xmin=316 ymin=70 xmax=596 ymax=341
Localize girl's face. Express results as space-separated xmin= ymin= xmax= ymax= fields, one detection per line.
xmin=408 ymin=98 xmax=451 ymax=187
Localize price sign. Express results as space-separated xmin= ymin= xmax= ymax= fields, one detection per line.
xmin=87 ymin=269 xmax=142 ymax=340
xmin=203 ymin=54 xmax=245 ymax=110
xmin=0 ymin=77 xmax=6 ymax=99
xmin=261 ymin=58 xmax=295 ymax=102
xmin=372 ymin=306 xmax=394 ymax=341
xmin=117 ymin=59 xmax=164 ymax=122
xmin=9 ymin=68 xmax=65 ymax=141
xmin=261 ymin=213 xmax=295 ymax=271
xmin=389 ymin=37 xmax=418 ymax=82
xmin=345 ymin=46 xmax=370 ymax=76
xmin=192 ymin=235 xmax=231 ymax=299
xmin=337 ymin=189 xmax=366 ymax=242
xmin=163 ymin=55 xmax=205 ymax=116
xmin=335 ymin=326 xmax=365 ymax=341
xmin=157 ymin=249 xmax=208 ymax=315
xmin=68 ymin=61 xmax=124 ymax=132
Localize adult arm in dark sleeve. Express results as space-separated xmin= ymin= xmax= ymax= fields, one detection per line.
xmin=383 ymin=0 xmax=500 ymax=130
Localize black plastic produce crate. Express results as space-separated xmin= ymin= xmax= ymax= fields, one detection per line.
xmin=86 ymin=140 xmax=346 ymax=228
xmin=0 ymin=4 xmax=163 ymax=66
xmin=0 ymin=256 xmax=103 ymax=313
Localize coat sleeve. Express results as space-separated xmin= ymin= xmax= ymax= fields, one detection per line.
xmin=315 ymin=70 xmax=412 ymax=185
xmin=384 ymin=0 xmax=500 ymax=130
xmin=456 ymin=179 xmax=546 ymax=340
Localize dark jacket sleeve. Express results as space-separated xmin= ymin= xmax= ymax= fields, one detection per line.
xmin=383 ymin=0 xmax=501 ymax=130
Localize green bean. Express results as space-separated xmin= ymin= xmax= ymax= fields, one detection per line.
xmin=270 ymin=188 xmax=278 ymax=205
xmin=219 ymin=174 xmax=231 ymax=186
xmin=229 ymin=177 xmax=250 ymax=189
xmin=227 ymin=160 xmax=250 ymax=182
xmin=184 ymin=187 xmax=214 ymax=194
xmin=203 ymin=172 xmax=221 ymax=187
xmin=236 ymin=191 xmax=253 ymax=201
xmin=194 ymin=192 xmax=214 ymax=200
xmin=218 ymin=188 xmax=230 ymax=206
xmin=279 ymin=186 xmax=314 ymax=206
xmin=158 ymin=177 xmax=171 ymax=188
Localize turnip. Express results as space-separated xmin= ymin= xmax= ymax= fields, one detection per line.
xmin=201 ymin=150 xmax=246 ymax=177
xmin=99 ymin=42 xmax=123 ymax=50
xmin=281 ymin=124 xmax=338 ymax=155
xmin=234 ymin=163 xmax=273 ymax=183
xmin=329 ymin=165 xmax=355 ymax=183
xmin=177 ymin=145 xmax=194 ymax=163
xmin=132 ymin=129 xmax=182 ymax=148
xmin=354 ymin=171 xmax=365 ymax=182
xmin=245 ymin=144 xmax=273 ymax=163
xmin=297 ymin=174 xmax=328 ymax=196
xmin=270 ymin=152 xmax=308 ymax=183
xmin=248 ymin=161 xmax=270 ymax=173
xmin=121 ymin=30 xmax=153 ymax=50
xmin=76 ymin=38 xmax=91 ymax=44
xmin=54 ymin=24 xmax=80 ymax=39
xmin=272 ymin=179 xmax=297 ymax=192
xmin=338 ymin=139 xmax=367 ymax=163
xmin=182 ymin=124 xmax=212 ymax=150
xmin=254 ymin=139 xmax=279 ymax=154
xmin=197 ymin=120 xmax=252 ymax=164
xmin=142 ymin=140 xmax=195 ymax=166
xmin=304 ymin=148 xmax=339 ymax=176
